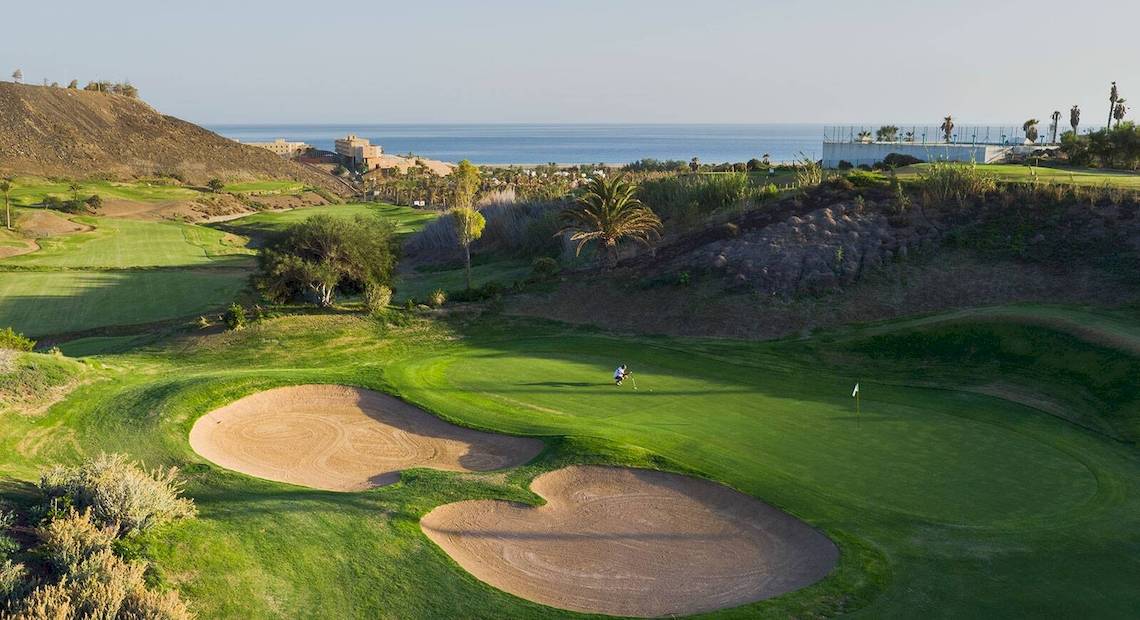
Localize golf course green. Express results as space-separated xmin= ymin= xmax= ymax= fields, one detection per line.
xmin=1 ymin=306 xmax=1137 ymax=618
xmin=3 ymin=195 xmax=1139 ymax=618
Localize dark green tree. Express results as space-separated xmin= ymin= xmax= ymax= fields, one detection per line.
xmin=256 ymin=215 xmax=397 ymax=307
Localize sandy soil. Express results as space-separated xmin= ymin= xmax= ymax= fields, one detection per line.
xmin=18 ymin=210 xmax=90 ymax=236
xmin=188 ymin=385 xmax=543 ymax=491
xmin=421 ymin=466 xmax=837 ymax=617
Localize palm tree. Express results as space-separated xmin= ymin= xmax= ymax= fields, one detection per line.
xmin=0 ymin=179 xmax=12 ymax=230
xmin=1023 ymin=119 xmax=1040 ymax=144
xmin=1070 ymin=105 xmax=1081 ymax=136
xmin=689 ymin=157 xmax=700 ymax=173
xmin=558 ymin=175 xmax=662 ymax=270
xmin=940 ymin=116 xmax=954 ymax=142
xmin=1108 ymin=81 xmax=1119 ymax=130
xmin=875 ymin=125 xmax=899 ymax=142
xmin=1050 ymin=110 xmax=1061 ymax=143
xmin=1113 ymin=98 xmax=1127 ymax=128
xmin=857 ymin=130 xmax=873 ymax=143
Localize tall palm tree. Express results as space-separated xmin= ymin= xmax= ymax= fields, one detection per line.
xmin=1070 ymin=105 xmax=1081 ymax=136
xmin=559 ymin=175 xmax=662 ymax=270
xmin=940 ymin=116 xmax=954 ymax=142
xmin=0 ymin=179 xmax=12 ymax=230
xmin=1022 ymin=119 xmax=1040 ymax=144
xmin=1050 ymin=110 xmax=1061 ymax=143
xmin=1113 ymin=98 xmax=1127 ymax=128
xmin=1108 ymin=81 xmax=1119 ymax=130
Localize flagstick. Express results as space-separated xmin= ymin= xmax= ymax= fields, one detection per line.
xmin=857 ymin=389 xmax=861 ymax=429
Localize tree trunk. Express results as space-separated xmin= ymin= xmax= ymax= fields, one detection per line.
xmin=602 ymin=239 xmax=618 ymax=270
xmin=464 ymin=242 xmax=472 ymax=290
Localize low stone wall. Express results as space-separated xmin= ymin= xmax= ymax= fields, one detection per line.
xmin=822 ymin=142 xmax=1010 ymax=168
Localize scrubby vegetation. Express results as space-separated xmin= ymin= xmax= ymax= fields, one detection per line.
xmin=1061 ymin=122 xmax=1140 ymax=170
xmin=0 ymin=327 xmax=35 ymax=351
xmin=38 ymin=453 xmax=196 ymax=535
xmin=2 ymin=455 xmax=196 ymax=618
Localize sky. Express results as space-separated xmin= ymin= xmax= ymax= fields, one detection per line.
xmin=3 ymin=0 xmax=1138 ymax=125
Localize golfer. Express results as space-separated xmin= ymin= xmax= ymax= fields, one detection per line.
xmin=614 ymin=364 xmax=631 ymax=386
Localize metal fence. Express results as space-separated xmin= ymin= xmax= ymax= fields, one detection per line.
xmin=822 ymin=125 xmax=1069 ymax=146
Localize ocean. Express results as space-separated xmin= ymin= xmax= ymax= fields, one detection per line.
xmin=206 ymin=124 xmax=829 ymax=165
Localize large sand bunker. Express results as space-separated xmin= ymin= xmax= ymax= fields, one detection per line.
xmin=189 ymin=385 xmax=543 ymax=491
xmin=421 ymin=466 xmax=837 ymax=617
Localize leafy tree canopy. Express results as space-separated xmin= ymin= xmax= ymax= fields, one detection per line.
xmin=256 ymin=215 xmax=398 ymax=307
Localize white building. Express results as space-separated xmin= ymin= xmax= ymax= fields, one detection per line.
xmin=821 ymin=141 xmax=1014 ymax=168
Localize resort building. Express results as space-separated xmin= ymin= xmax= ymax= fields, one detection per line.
xmin=334 ymin=134 xmax=385 ymax=170
xmin=242 ymin=138 xmax=310 ymax=157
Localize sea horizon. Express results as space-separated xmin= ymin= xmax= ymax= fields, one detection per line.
xmin=207 ymin=122 xmax=1059 ymax=166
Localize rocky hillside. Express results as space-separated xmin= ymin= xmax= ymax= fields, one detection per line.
xmin=0 ymin=82 xmax=346 ymax=193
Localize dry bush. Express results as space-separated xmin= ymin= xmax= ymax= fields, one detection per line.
xmin=10 ymin=550 xmax=191 ymax=620
xmin=8 ymin=580 xmax=73 ymax=620
xmin=363 ymin=284 xmax=393 ymax=316
xmin=429 ymin=289 xmax=447 ymax=307
xmin=917 ymin=161 xmax=997 ymax=209
xmin=118 ymin=586 xmax=192 ymax=620
xmin=1 ymin=559 xmax=28 ymax=604
xmin=38 ymin=509 xmax=117 ymax=573
xmin=39 ymin=454 xmax=196 ymax=535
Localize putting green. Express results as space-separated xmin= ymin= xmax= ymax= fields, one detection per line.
xmin=393 ymin=337 xmax=1098 ymax=527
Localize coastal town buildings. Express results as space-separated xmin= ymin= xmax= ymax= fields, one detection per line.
xmin=334 ymin=134 xmax=385 ymax=170
xmin=242 ymin=138 xmax=310 ymax=157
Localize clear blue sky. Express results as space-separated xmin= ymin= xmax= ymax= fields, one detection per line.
xmin=3 ymin=0 xmax=1138 ymax=125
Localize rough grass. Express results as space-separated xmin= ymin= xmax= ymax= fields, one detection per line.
xmin=0 ymin=307 xmax=1136 ymax=618
xmin=0 ymin=350 xmax=84 ymax=414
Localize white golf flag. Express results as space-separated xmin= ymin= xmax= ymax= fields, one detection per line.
xmin=851 ymin=383 xmax=860 ymax=397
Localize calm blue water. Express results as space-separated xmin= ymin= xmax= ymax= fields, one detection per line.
xmin=206 ymin=124 xmax=828 ymax=165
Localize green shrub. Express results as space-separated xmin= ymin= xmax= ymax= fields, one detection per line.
xmin=530 ymin=256 xmax=560 ymax=280
xmin=0 ymin=328 xmax=35 ymax=352
xmin=38 ymin=453 xmax=196 ymax=535
xmin=38 ymin=509 xmax=118 ymax=573
xmin=364 ymin=284 xmax=393 ymax=316
xmin=223 ymin=303 xmax=247 ymax=330
xmin=845 ymin=170 xmax=888 ymax=189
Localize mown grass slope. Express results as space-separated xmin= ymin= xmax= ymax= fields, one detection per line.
xmin=1 ymin=307 xmax=1136 ymax=618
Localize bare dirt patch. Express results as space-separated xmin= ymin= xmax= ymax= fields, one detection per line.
xmin=18 ymin=210 xmax=91 ymax=236
xmin=421 ymin=465 xmax=837 ymax=617
xmin=188 ymin=385 xmax=542 ymax=491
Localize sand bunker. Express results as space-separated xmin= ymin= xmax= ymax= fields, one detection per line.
xmin=189 ymin=385 xmax=542 ymax=491
xmin=422 ymin=466 xmax=837 ymax=617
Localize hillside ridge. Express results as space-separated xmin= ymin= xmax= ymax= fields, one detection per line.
xmin=0 ymin=82 xmax=346 ymax=193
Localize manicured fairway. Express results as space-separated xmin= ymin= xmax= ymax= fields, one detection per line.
xmin=220 ymin=203 xmax=436 ymax=239
xmin=6 ymin=177 xmax=202 ymax=206
xmin=222 ymin=180 xmax=307 ymax=195
xmin=897 ymin=163 xmax=1140 ymax=188
xmin=0 ymin=308 xmax=1136 ymax=618
xmin=4 ymin=216 xmax=252 ymax=268
xmin=0 ymin=269 xmax=250 ymax=336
